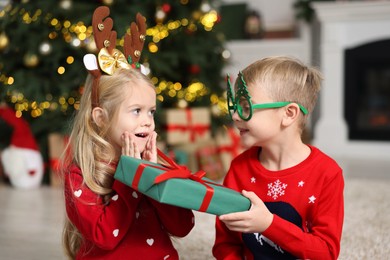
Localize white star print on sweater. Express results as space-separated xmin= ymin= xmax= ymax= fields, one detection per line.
xmin=214 ymin=145 xmax=344 ymax=260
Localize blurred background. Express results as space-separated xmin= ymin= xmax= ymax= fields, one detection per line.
xmin=0 ymin=0 xmax=314 ymax=185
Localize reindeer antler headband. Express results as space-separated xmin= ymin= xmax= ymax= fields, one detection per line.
xmin=83 ymin=6 xmax=147 ymax=108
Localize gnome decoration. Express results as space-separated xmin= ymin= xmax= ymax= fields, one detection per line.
xmin=0 ymin=103 xmax=44 ymax=189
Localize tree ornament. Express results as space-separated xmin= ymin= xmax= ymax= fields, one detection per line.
xmin=24 ymin=53 xmax=39 ymax=67
xmin=161 ymin=3 xmax=171 ymax=13
xmin=200 ymin=2 xmax=211 ymax=13
xmin=192 ymin=11 xmax=202 ymax=20
xmin=189 ymin=64 xmax=201 ymax=75
xmin=0 ymin=33 xmax=9 ymax=50
xmin=103 ymin=0 xmax=114 ymax=5
xmin=177 ymin=99 xmax=188 ymax=108
xmin=71 ymin=37 xmax=81 ymax=47
xmin=59 ymin=0 xmax=72 ymax=10
xmin=39 ymin=42 xmax=52 ymax=55
xmin=155 ymin=7 xmax=166 ymax=22
xmin=222 ymin=49 xmax=231 ymax=60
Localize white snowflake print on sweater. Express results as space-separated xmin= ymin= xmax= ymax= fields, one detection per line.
xmin=267 ymin=179 xmax=288 ymax=200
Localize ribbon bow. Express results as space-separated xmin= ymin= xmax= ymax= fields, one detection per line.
xmin=154 ymin=150 xmax=216 ymax=212
xmin=131 ymin=149 xmax=215 ymax=212
xmin=154 ymin=149 xmax=207 ymax=183
xmin=98 ymin=47 xmax=131 ymax=75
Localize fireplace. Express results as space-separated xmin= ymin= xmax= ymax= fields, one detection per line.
xmin=312 ymin=1 xmax=390 ymax=160
xmin=345 ymin=39 xmax=390 ymax=141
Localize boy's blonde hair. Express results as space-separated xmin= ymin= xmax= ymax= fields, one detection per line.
xmin=62 ymin=68 xmax=154 ymax=259
xmin=241 ymin=56 xmax=322 ymax=129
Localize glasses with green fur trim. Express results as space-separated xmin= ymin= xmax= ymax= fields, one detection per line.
xmin=227 ymin=72 xmax=308 ymax=121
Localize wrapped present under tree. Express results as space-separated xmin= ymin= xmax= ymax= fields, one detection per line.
xmin=114 ymin=150 xmax=250 ymax=216
xmin=196 ymin=143 xmax=224 ymax=180
xmin=216 ymin=126 xmax=244 ymax=172
xmin=161 ymin=107 xmax=211 ymax=145
xmin=48 ymin=133 xmax=70 ymax=187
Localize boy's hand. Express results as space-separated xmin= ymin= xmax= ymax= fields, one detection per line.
xmin=142 ymin=131 xmax=157 ymax=163
xmin=121 ymin=132 xmax=141 ymax=159
xmin=219 ymin=190 xmax=273 ymax=233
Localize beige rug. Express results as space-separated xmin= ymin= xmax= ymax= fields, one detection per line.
xmin=0 ymin=171 xmax=388 ymax=259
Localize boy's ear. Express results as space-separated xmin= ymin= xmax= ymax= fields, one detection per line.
xmin=92 ymin=107 xmax=105 ymax=127
xmin=282 ymin=103 xmax=300 ymax=126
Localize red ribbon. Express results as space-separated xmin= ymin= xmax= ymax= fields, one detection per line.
xmin=132 ymin=163 xmax=167 ymax=190
xmin=165 ymin=108 xmax=209 ymax=142
xmin=131 ymin=149 xmax=216 ymax=212
xmin=49 ymin=135 xmax=71 ymax=174
xmin=217 ymin=128 xmax=241 ymax=157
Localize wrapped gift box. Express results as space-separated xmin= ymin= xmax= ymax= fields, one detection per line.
xmin=173 ymin=141 xmax=211 ymax=174
xmin=48 ymin=133 xmax=70 ymax=186
xmin=161 ymin=107 xmax=211 ymax=145
xmin=157 ymin=141 xmax=189 ymax=166
xmin=196 ymin=144 xmax=224 ymax=180
xmin=114 ymin=151 xmax=250 ymax=216
xmin=216 ymin=126 xmax=244 ymax=172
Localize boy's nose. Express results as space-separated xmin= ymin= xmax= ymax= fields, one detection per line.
xmin=231 ymin=110 xmax=241 ymax=121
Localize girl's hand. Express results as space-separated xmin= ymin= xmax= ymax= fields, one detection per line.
xmin=218 ymin=190 xmax=273 ymax=233
xmin=142 ymin=131 xmax=157 ymax=163
xmin=121 ymin=132 xmax=141 ymax=159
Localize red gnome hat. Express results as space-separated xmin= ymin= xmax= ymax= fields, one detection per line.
xmin=0 ymin=104 xmax=44 ymax=188
xmin=0 ymin=106 xmax=39 ymax=151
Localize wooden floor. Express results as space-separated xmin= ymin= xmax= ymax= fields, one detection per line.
xmin=0 ymin=156 xmax=389 ymax=260
xmin=0 ymin=185 xmax=65 ymax=260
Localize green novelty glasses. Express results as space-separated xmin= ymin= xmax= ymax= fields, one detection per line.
xmin=227 ymin=72 xmax=308 ymax=121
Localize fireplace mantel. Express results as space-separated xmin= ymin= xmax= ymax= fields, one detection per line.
xmin=312 ymin=1 xmax=390 ymax=160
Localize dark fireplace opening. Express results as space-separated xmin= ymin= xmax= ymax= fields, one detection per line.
xmin=344 ymin=39 xmax=390 ymax=141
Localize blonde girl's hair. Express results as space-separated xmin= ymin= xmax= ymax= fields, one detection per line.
xmin=62 ymin=68 xmax=154 ymax=259
xmin=241 ymin=56 xmax=323 ymax=130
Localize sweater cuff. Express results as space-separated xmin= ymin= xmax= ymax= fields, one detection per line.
xmin=262 ymin=214 xmax=283 ymax=239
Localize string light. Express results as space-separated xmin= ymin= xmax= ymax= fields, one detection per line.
xmin=0 ymin=3 xmax=227 ymax=118
xmin=0 ymin=6 xmax=92 ymax=117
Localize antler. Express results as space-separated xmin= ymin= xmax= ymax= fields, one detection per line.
xmin=92 ymin=6 xmax=117 ymax=54
xmin=124 ymin=13 xmax=146 ymax=64
xmin=87 ymin=7 xmax=147 ymax=108
xmin=89 ymin=6 xmax=118 ymax=108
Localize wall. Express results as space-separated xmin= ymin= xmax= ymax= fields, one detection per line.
xmin=221 ymin=0 xmax=296 ymax=30
xmin=220 ymin=0 xmax=309 ymax=75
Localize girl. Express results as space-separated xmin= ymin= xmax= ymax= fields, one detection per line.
xmin=62 ymin=67 xmax=194 ymax=259
xmin=63 ymin=7 xmax=194 ymax=258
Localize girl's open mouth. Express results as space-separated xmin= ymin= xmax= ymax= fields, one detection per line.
xmin=135 ymin=132 xmax=149 ymax=138
xmin=238 ymin=128 xmax=249 ymax=135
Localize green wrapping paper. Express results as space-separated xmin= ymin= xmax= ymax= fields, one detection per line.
xmin=114 ymin=151 xmax=250 ymax=216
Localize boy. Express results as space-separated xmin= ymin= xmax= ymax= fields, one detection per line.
xmin=213 ymin=56 xmax=344 ymax=260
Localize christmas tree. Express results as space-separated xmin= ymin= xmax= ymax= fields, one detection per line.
xmin=0 ymin=0 xmax=228 ymax=138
